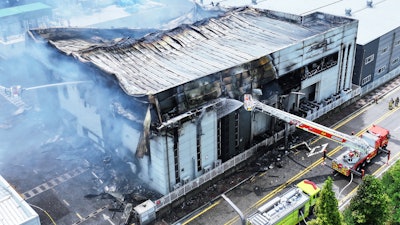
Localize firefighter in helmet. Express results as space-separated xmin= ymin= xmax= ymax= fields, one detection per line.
xmin=389 ymin=98 xmax=394 ymax=110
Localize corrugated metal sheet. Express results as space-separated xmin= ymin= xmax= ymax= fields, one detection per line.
xmin=33 ymin=7 xmax=352 ymax=96
xmin=0 ymin=175 xmax=40 ymax=225
xmin=215 ymin=0 xmax=400 ymax=45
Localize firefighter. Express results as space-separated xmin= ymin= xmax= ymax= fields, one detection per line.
xmin=395 ymin=97 xmax=399 ymax=107
xmin=321 ymin=149 xmax=327 ymax=165
xmin=4 ymin=87 xmax=11 ymax=97
xmin=389 ymin=98 xmax=394 ymax=110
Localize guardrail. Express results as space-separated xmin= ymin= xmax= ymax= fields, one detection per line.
xmin=305 ymin=90 xmax=358 ymax=121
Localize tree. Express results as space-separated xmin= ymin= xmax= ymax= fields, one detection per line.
xmin=312 ymin=176 xmax=343 ymax=225
xmin=382 ymin=161 xmax=400 ymax=224
xmin=348 ymin=175 xmax=389 ymax=225
xmin=342 ymin=207 xmax=355 ymax=225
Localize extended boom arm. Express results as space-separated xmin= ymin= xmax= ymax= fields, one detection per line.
xmin=243 ymin=94 xmax=372 ymax=153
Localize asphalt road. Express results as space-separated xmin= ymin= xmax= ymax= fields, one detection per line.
xmin=179 ymin=80 xmax=400 ymax=225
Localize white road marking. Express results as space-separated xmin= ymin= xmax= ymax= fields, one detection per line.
xmin=63 ymin=199 xmax=70 ymax=206
xmin=76 ymin=213 xmax=83 ymax=220
xmin=22 ymin=167 xmax=87 ymax=200
xmin=91 ymin=171 xmax=103 ymax=184
xmin=307 ymin=143 xmax=328 ymax=157
xmin=103 ymin=214 xmax=116 ymax=225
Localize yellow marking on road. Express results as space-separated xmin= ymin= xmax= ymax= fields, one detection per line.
xmin=224 ymin=144 xmax=343 ymax=225
xmin=223 ymin=106 xmax=400 ymax=225
xmin=310 ymin=91 xmax=399 ymax=145
xmin=258 ymin=171 xmax=267 ymax=177
xmin=339 ymin=186 xmax=359 ymax=206
xmin=181 ymin=200 xmax=221 ymax=225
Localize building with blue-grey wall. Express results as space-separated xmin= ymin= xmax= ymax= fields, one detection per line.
xmin=213 ymin=0 xmax=400 ymax=93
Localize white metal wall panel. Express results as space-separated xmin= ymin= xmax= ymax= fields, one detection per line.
xmin=342 ymin=24 xmax=358 ymax=42
xmin=178 ymin=122 xmax=197 ymax=181
xmin=165 ymin=135 xmax=176 ymax=192
xmin=252 ymin=112 xmax=269 ymax=136
xmin=317 ymin=69 xmax=338 ymax=100
xmin=344 ymin=41 xmax=357 ymax=89
xmin=301 ymin=66 xmax=339 ymax=102
xmin=121 ymin=123 xmax=140 ymax=153
xmin=148 ymin=136 xmax=170 ymax=195
xmin=200 ymin=111 xmax=218 ymax=170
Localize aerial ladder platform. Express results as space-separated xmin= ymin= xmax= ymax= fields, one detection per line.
xmin=243 ymin=94 xmax=390 ymax=177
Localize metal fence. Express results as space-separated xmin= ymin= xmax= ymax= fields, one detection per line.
xmin=153 ymin=127 xmax=295 ymax=211
xmin=305 ymin=90 xmax=358 ymax=121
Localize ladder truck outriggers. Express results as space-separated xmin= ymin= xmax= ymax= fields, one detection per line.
xmin=243 ymin=94 xmax=390 ymax=177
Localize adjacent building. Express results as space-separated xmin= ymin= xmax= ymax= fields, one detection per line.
xmin=0 ymin=175 xmax=41 ymax=225
xmin=211 ymin=0 xmax=400 ymax=92
xmin=0 ymin=2 xmax=52 ymax=56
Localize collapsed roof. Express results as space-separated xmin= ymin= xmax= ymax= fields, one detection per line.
xmin=27 ymin=6 xmax=354 ymax=96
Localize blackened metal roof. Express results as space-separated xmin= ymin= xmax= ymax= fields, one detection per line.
xmin=29 ymin=7 xmax=353 ymax=96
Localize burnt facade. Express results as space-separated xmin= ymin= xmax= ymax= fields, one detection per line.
xmin=27 ymin=7 xmax=358 ymax=195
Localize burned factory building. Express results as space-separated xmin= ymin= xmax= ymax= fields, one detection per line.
xmin=25 ymin=7 xmax=357 ymax=196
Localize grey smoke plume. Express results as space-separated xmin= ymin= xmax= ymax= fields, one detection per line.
xmin=0 ymin=0 xmax=225 ymax=203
